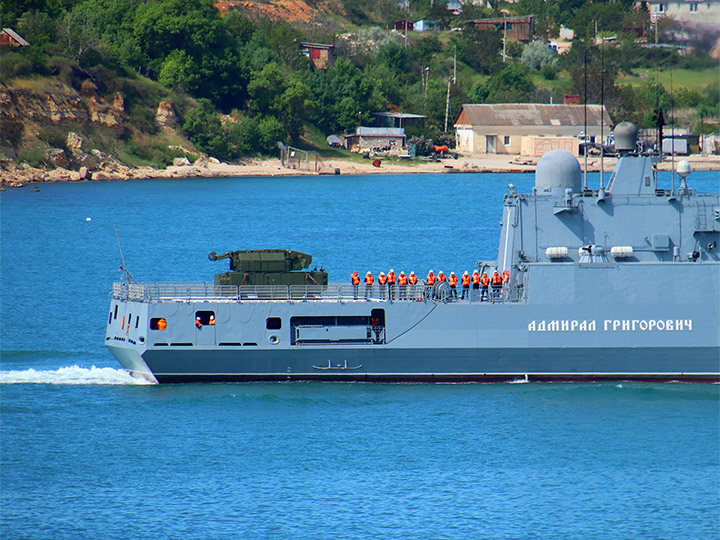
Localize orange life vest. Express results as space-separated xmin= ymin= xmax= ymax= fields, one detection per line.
xmin=472 ymin=272 xmax=480 ymax=285
xmin=409 ymin=274 xmax=418 ymax=285
xmin=448 ymin=274 xmax=458 ymax=286
xmin=365 ymin=274 xmax=373 ymax=285
xmin=387 ymin=271 xmax=396 ymax=284
xmin=426 ymin=272 xmax=435 ymax=285
xmin=157 ymin=319 xmax=167 ymax=330
xmin=492 ymin=272 xmax=502 ymax=285
xmin=462 ymin=274 xmax=471 ymax=286
xmin=351 ymin=273 xmax=360 ymax=285
xmin=502 ymin=270 xmax=510 ymax=283
xmin=398 ymin=273 xmax=407 ymax=285
xmin=378 ymin=274 xmax=387 ymax=284
xmin=437 ymin=273 xmax=446 ymax=282
xmin=481 ymin=274 xmax=490 ymax=286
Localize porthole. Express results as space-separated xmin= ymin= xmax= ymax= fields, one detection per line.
xmin=268 ymin=335 xmax=279 ymax=344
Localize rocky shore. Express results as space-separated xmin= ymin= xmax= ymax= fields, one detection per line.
xmin=2 ymin=151 xmax=718 ymax=188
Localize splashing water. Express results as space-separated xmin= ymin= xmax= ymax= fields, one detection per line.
xmin=0 ymin=365 xmax=155 ymax=385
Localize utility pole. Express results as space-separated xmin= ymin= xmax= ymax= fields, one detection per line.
xmin=453 ymin=45 xmax=457 ymax=83
xmin=444 ymin=77 xmax=451 ymax=133
xmin=502 ymin=15 xmax=507 ymax=62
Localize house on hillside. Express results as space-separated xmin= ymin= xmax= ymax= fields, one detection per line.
xmin=0 ymin=28 xmax=29 ymax=47
xmin=465 ymin=16 xmax=534 ymax=42
xmin=454 ymin=103 xmax=614 ymax=156
xmin=301 ymin=43 xmax=335 ymax=70
xmin=641 ymin=0 xmax=720 ymax=24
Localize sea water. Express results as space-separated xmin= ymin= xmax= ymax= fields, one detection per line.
xmin=2 ymin=171 xmax=719 ymax=539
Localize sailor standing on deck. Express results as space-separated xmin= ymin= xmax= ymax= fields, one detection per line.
xmin=491 ymin=271 xmax=502 ymax=300
xmin=364 ymin=271 xmax=373 ymax=299
xmin=448 ymin=272 xmax=458 ymax=298
xmin=387 ymin=269 xmax=397 ymax=300
xmin=480 ymin=272 xmax=489 ymax=300
xmin=409 ymin=271 xmax=418 ymax=299
xmin=398 ymin=271 xmax=407 ymax=300
xmin=461 ymin=271 xmax=470 ymax=299
xmin=378 ymin=272 xmax=387 ymax=299
xmin=351 ymin=270 xmax=360 ymax=298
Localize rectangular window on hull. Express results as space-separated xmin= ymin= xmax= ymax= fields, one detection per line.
xmin=114 ymin=305 xmax=118 ymax=320
xmin=266 ymin=317 xmax=282 ymax=330
xmin=150 ymin=318 xmax=167 ymax=330
xmin=195 ymin=311 xmax=216 ymax=326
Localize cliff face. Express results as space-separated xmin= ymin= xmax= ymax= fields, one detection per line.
xmin=0 ymin=81 xmax=127 ymax=136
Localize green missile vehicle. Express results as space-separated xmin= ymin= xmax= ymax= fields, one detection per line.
xmin=209 ymin=249 xmax=328 ymax=287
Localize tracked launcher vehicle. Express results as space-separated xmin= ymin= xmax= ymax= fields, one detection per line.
xmin=106 ymin=123 xmax=720 ymax=383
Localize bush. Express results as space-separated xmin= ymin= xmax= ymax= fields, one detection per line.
xmin=17 ymin=146 xmax=47 ymax=168
xmin=540 ymin=64 xmax=557 ymax=80
xmin=521 ymin=40 xmax=559 ymax=71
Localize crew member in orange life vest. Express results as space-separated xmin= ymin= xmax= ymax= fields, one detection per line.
xmin=398 ymin=271 xmax=407 ymax=300
xmin=378 ymin=272 xmax=387 ymax=299
xmin=364 ymin=271 xmax=373 ymax=298
xmin=491 ymin=270 xmax=503 ymax=298
xmin=480 ymin=272 xmax=490 ymax=300
xmin=448 ymin=272 xmax=458 ymax=298
xmin=437 ymin=271 xmax=446 ymax=283
xmin=387 ymin=269 xmax=397 ymax=300
xmin=209 ymin=314 xmax=216 ymax=325
xmin=351 ymin=271 xmax=360 ymax=298
xmin=195 ymin=316 xmax=202 ymax=329
xmin=472 ymin=270 xmax=480 ymax=290
xmin=461 ymin=271 xmax=471 ymax=299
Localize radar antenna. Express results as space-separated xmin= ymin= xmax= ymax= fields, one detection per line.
xmin=115 ymin=225 xmax=137 ymax=284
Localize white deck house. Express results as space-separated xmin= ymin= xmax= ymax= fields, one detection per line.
xmin=454 ymin=103 xmax=613 ymax=156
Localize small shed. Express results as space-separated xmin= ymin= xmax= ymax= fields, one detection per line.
xmin=394 ymin=19 xmax=414 ymax=32
xmin=0 ymin=28 xmax=29 ymax=47
xmin=372 ymin=112 xmax=426 ymax=129
xmin=414 ymin=19 xmax=439 ymax=32
xmin=301 ymin=43 xmax=335 ymax=70
xmin=345 ymin=127 xmax=406 ymax=151
xmin=466 ymin=16 xmax=534 ymax=42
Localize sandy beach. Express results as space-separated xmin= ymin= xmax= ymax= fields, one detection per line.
xmin=2 ymin=153 xmax=719 ymax=186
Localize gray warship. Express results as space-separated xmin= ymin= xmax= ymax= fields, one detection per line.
xmin=106 ymin=123 xmax=720 ymax=383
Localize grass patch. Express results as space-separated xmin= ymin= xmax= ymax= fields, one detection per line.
xmin=617 ymin=68 xmax=718 ymax=91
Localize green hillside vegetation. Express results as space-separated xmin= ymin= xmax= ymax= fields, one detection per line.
xmin=0 ymin=0 xmax=718 ymax=168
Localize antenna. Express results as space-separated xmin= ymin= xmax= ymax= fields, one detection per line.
xmin=600 ymin=37 xmax=604 ymax=190
xmin=583 ymin=45 xmax=588 ymax=191
xmin=115 ymin=225 xmax=137 ymax=284
xmin=670 ymin=68 xmax=675 ymax=192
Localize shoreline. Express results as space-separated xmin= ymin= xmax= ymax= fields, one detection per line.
xmin=2 ymin=154 xmax=719 ymax=187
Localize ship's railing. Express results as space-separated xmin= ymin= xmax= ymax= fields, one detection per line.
xmin=111 ymin=281 xmax=525 ymax=304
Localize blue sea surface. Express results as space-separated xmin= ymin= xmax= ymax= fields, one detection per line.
xmin=2 ymin=170 xmax=719 ymax=539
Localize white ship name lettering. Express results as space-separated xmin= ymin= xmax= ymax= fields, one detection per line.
xmin=528 ymin=319 xmax=693 ymax=332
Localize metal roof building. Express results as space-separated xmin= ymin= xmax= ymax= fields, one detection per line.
xmin=454 ymin=103 xmax=614 ymax=156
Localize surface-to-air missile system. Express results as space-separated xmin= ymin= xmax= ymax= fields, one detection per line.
xmin=106 ymin=122 xmax=720 ymax=383
xmin=209 ymin=249 xmax=328 ymax=287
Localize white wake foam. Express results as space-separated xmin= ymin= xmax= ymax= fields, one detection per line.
xmin=0 ymin=365 xmax=155 ymax=385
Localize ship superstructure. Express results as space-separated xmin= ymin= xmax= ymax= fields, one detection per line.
xmin=106 ymin=123 xmax=720 ymax=383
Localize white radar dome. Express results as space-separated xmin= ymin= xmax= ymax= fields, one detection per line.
xmin=614 ymin=121 xmax=638 ymax=152
xmin=535 ymin=149 xmax=581 ymax=192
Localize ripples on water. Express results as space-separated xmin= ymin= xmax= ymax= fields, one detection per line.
xmin=2 ymin=172 xmax=719 ymax=538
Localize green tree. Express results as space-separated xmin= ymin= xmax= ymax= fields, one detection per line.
xmin=257 ymin=116 xmax=284 ymax=154
xmin=158 ymin=50 xmax=200 ymax=92
xmin=470 ymin=62 xmax=536 ymax=103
